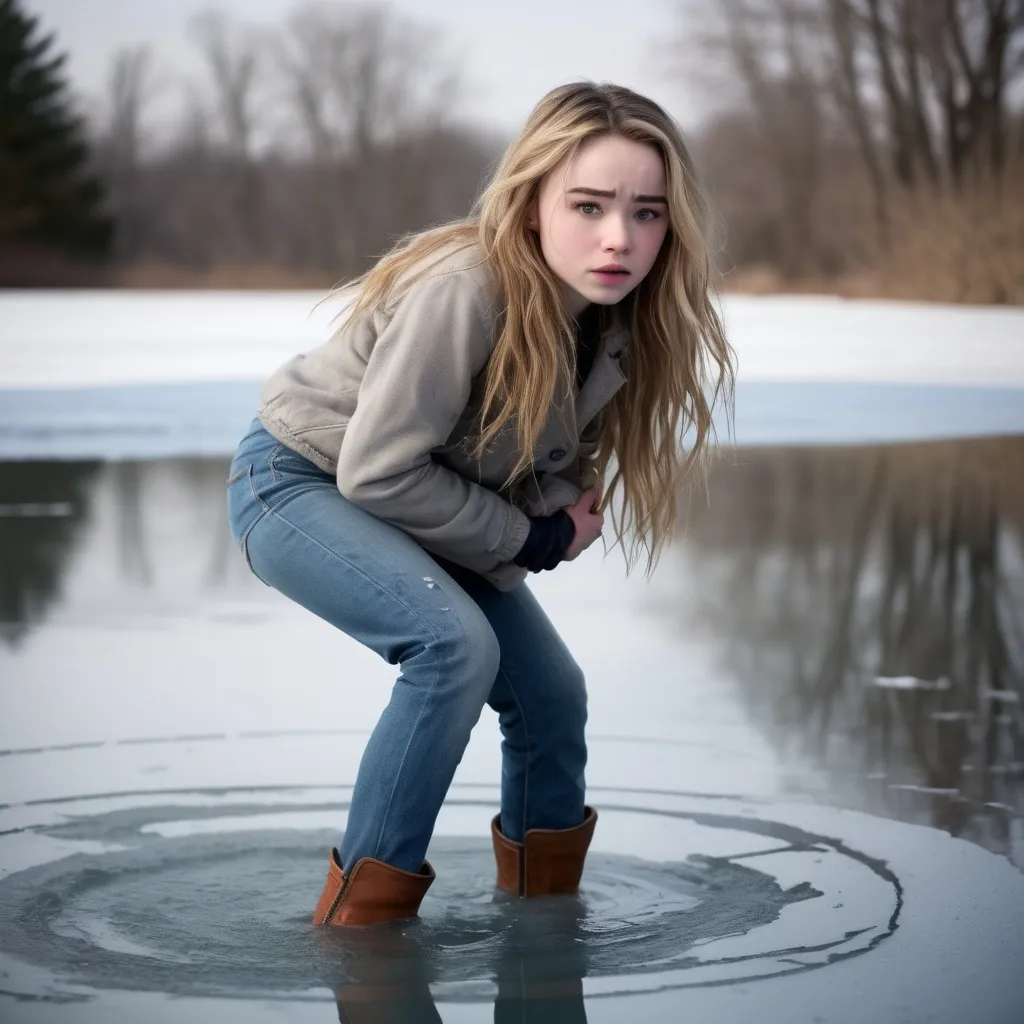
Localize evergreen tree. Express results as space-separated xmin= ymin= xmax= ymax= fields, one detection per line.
xmin=0 ymin=0 xmax=113 ymax=265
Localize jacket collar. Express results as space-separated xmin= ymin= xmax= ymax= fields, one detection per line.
xmin=575 ymin=316 xmax=630 ymax=430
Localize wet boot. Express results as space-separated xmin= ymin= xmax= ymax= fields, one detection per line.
xmin=312 ymin=848 xmax=435 ymax=927
xmin=490 ymin=806 xmax=598 ymax=896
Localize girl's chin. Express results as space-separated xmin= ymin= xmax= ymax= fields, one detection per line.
xmin=558 ymin=279 xmax=628 ymax=314
xmin=579 ymin=286 xmax=629 ymax=306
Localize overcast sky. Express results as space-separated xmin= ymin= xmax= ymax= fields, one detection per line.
xmin=29 ymin=0 xmax=712 ymax=141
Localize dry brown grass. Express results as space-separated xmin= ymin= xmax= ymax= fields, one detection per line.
xmin=721 ymin=181 xmax=1024 ymax=305
xmin=50 ymin=179 xmax=1024 ymax=305
xmin=870 ymin=187 xmax=1024 ymax=305
xmin=110 ymin=262 xmax=338 ymax=290
xmin=719 ymin=265 xmax=881 ymax=298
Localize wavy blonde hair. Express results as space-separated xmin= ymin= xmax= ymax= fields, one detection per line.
xmin=335 ymin=81 xmax=735 ymax=574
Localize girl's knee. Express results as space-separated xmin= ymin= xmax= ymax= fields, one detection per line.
xmin=436 ymin=603 xmax=501 ymax=697
xmin=552 ymin=658 xmax=588 ymax=728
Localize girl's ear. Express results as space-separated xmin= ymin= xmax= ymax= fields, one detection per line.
xmin=526 ymin=199 xmax=539 ymax=233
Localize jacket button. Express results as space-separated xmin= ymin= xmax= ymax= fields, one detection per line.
xmin=549 ymin=447 xmax=567 ymax=461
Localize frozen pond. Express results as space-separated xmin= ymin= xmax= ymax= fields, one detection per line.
xmin=1 ymin=292 xmax=1023 ymax=1021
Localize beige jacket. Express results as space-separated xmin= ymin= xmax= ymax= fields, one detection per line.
xmin=258 ymin=242 xmax=630 ymax=590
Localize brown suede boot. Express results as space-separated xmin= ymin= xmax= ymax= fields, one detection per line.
xmin=490 ymin=806 xmax=598 ymax=896
xmin=312 ymin=848 xmax=435 ymax=927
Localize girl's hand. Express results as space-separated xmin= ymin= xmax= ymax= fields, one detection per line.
xmin=562 ymin=487 xmax=603 ymax=561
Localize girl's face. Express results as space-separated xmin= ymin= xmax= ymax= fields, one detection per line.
xmin=528 ymin=134 xmax=670 ymax=316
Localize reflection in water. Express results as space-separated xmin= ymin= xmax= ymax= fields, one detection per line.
xmin=2 ymin=809 xmax=843 ymax=1014
xmin=322 ymin=896 xmax=589 ymax=1023
xmin=0 ymin=460 xmax=101 ymax=646
xmin=113 ymin=461 xmax=153 ymax=586
xmin=679 ymin=437 xmax=1024 ymax=865
xmin=0 ymin=458 xmax=247 ymax=646
xmin=1 ymin=441 xmax=1021 ymax=869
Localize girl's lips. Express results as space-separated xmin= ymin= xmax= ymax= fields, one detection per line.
xmin=591 ymin=269 xmax=630 ymax=282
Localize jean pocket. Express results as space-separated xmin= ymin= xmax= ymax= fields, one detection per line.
xmin=267 ymin=441 xmax=329 ymax=483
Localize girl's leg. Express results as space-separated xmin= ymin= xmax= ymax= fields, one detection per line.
xmin=437 ymin=561 xmax=588 ymax=844
xmin=227 ymin=423 xmax=500 ymax=874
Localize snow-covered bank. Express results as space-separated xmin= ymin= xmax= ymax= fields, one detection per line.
xmin=1 ymin=290 xmax=1022 ymax=457
xmin=1 ymin=289 xmax=1023 ymax=389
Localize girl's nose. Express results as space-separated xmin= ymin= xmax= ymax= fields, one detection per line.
xmin=602 ymin=215 xmax=631 ymax=252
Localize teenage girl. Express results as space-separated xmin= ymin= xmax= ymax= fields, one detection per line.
xmin=226 ymin=81 xmax=733 ymax=927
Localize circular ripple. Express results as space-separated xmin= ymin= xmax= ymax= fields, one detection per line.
xmin=0 ymin=788 xmax=899 ymax=1004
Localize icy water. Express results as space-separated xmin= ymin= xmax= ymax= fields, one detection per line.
xmin=2 ymin=412 xmax=1024 ymax=1020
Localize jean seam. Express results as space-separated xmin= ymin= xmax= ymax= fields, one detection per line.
xmin=370 ymin=584 xmax=489 ymax=863
xmin=371 ymin=586 xmax=483 ymax=863
xmin=267 ymin=443 xmax=290 ymax=482
xmin=239 ymin=515 xmax=266 ymax=576
xmin=232 ymin=465 xmax=266 ymax=577
xmin=496 ymin=665 xmax=531 ymax=840
xmin=370 ymin=653 xmax=441 ymax=863
xmin=259 ymin=502 xmax=452 ymax=865
xmin=247 ymin=462 xmax=272 ymax=514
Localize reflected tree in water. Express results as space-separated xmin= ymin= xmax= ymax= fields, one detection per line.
xmin=183 ymin=458 xmax=235 ymax=586
xmin=124 ymin=458 xmax=235 ymax=588
xmin=680 ymin=437 xmax=1024 ymax=863
xmin=0 ymin=460 xmax=101 ymax=646
xmin=2 ymin=456 xmax=245 ymax=646
xmin=113 ymin=460 xmax=152 ymax=585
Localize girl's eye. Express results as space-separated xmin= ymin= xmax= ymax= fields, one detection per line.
xmin=574 ymin=201 xmax=660 ymax=220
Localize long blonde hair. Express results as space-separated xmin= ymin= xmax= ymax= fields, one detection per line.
xmin=335 ymin=81 xmax=735 ymax=574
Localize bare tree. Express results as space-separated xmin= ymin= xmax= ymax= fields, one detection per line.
xmin=71 ymin=4 xmax=493 ymax=286
xmin=668 ymin=0 xmax=1024 ymax=288
xmin=826 ymin=0 xmax=891 ymax=239
xmin=93 ymin=45 xmax=156 ymax=261
xmin=105 ymin=46 xmax=153 ymax=169
xmin=326 ymin=4 xmax=459 ymax=157
xmin=189 ymin=9 xmax=263 ymax=158
xmin=268 ymin=1 xmax=464 ymax=275
xmin=672 ymin=0 xmax=835 ymax=277
xmin=270 ymin=5 xmax=338 ymax=162
xmin=188 ymin=9 xmax=266 ymax=254
xmin=898 ymin=0 xmax=940 ymax=183
xmin=820 ymin=1 xmax=1023 ymax=188
xmin=269 ymin=4 xmax=351 ymax=270
xmin=927 ymin=0 xmax=1024 ymax=186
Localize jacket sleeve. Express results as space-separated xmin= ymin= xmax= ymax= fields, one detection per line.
xmin=335 ymin=268 xmax=531 ymax=569
xmin=526 ymin=457 xmax=597 ymax=516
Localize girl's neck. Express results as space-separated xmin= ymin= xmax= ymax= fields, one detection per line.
xmin=558 ymin=280 xmax=591 ymax=317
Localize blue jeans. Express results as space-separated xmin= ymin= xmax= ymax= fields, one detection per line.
xmin=226 ymin=418 xmax=588 ymax=873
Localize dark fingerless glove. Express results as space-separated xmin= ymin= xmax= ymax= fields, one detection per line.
xmin=512 ymin=509 xmax=576 ymax=572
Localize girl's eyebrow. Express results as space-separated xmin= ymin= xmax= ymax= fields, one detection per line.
xmin=566 ymin=186 xmax=668 ymax=204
